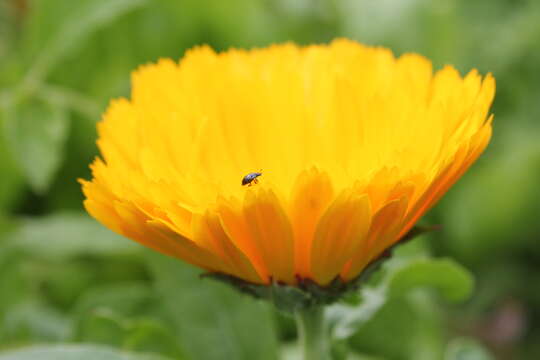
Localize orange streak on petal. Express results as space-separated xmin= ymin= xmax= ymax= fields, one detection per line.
xmin=192 ymin=211 xmax=263 ymax=284
xmin=311 ymin=192 xmax=372 ymax=285
xmin=366 ymin=196 xmax=409 ymax=260
xmin=289 ymin=168 xmax=334 ymax=278
xmin=341 ymin=196 xmax=408 ymax=281
xmin=399 ymin=124 xmax=492 ymax=238
xmin=217 ymin=197 xmax=270 ymax=283
xmin=146 ymin=219 xmax=225 ymax=272
xmin=243 ymin=188 xmax=296 ymax=284
xmin=91 ymin=196 xmax=216 ymax=270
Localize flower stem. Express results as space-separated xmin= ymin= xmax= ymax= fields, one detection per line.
xmin=295 ymin=306 xmax=331 ymax=360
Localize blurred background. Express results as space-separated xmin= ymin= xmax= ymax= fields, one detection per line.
xmin=0 ymin=0 xmax=539 ymax=359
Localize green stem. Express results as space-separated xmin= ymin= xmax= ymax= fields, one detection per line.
xmin=295 ymin=306 xmax=331 ymax=360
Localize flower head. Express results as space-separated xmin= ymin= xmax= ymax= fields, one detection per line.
xmin=81 ymin=39 xmax=494 ymax=287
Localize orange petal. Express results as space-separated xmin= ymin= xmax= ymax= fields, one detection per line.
xmin=87 ymin=194 xmax=219 ymax=272
xmin=311 ymin=192 xmax=372 ymax=285
xmin=399 ymin=124 xmax=492 ymax=238
xmin=341 ymin=196 xmax=408 ymax=281
xmin=289 ymin=168 xmax=334 ymax=278
xmin=191 ymin=211 xmax=263 ymax=284
xmin=217 ymin=196 xmax=270 ymax=283
xmin=243 ymin=188 xmax=296 ymax=284
xmin=146 ymin=218 xmax=225 ymax=272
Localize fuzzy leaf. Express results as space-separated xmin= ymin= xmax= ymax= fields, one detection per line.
xmin=388 ymin=258 xmax=474 ymax=303
xmin=146 ymin=253 xmax=279 ymax=360
xmin=7 ymin=212 xmax=139 ymax=260
xmin=2 ymin=100 xmax=69 ymax=193
xmin=24 ymin=0 xmax=147 ymax=83
xmin=329 ymin=257 xmax=474 ymax=340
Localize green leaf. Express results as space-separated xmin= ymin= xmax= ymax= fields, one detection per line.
xmin=1 ymin=301 xmax=72 ymax=342
xmin=329 ymin=256 xmax=474 ymax=340
xmin=7 ymin=212 xmax=140 ymax=260
xmin=76 ymin=310 xmax=126 ymax=347
xmin=124 ymin=319 xmax=185 ymax=358
xmin=348 ymin=294 xmax=445 ymax=360
xmin=0 ymin=247 xmax=30 ymax=316
xmin=23 ymin=0 xmax=148 ymax=85
xmin=445 ymin=338 xmax=494 ymax=360
xmin=146 ymin=253 xmax=279 ymax=360
xmin=75 ymin=308 xmax=185 ymax=358
xmin=2 ymin=99 xmax=69 ymax=193
xmin=0 ymin=110 xmax=24 ymax=210
xmin=388 ymin=258 xmax=474 ymax=303
xmin=0 ymin=345 xmax=172 ymax=360
xmin=329 ymin=286 xmax=387 ymax=340
xmin=279 ymin=344 xmax=301 ymax=360
xmin=74 ymin=283 xmax=153 ymax=317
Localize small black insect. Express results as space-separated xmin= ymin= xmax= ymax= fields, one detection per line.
xmin=242 ymin=171 xmax=262 ymax=186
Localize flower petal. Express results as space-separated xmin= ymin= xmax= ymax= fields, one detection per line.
xmin=146 ymin=218 xmax=226 ymax=272
xmin=81 ymin=40 xmax=495 ymax=288
xmin=191 ymin=211 xmax=263 ymax=284
xmin=289 ymin=167 xmax=334 ymax=278
xmin=399 ymin=123 xmax=492 ymax=238
xmin=311 ymin=192 xmax=372 ymax=285
xmin=243 ymin=188 xmax=296 ymax=284
xmin=216 ymin=196 xmax=270 ymax=283
xmin=341 ymin=196 xmax=408 ymax=281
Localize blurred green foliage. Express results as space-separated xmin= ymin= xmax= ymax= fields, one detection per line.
xmin=0 ymin=0 xmax=539 ymax=359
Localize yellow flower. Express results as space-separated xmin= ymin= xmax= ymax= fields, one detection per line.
xmin=81 ymin=39 xmax=494 ymax=287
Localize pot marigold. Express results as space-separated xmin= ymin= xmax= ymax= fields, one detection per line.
xmin=81 ymin=39 xmax=494 ymax=287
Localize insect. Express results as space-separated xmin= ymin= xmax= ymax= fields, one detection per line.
xmin=242 ymin=171 xmax=262 ymax=186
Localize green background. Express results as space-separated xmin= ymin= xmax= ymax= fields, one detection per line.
xmin=0 ymin=0 xmax=539 ymax=359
